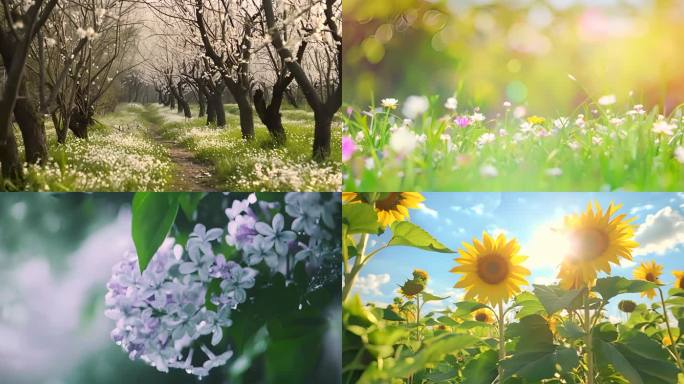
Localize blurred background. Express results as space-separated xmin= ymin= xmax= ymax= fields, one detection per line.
xmin=344 ymin=0 xmax=684 ymax=114
xmin=0 ymin=193 xmax=340 ymax=384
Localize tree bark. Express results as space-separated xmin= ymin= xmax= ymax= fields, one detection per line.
xmin=313 ymin=111 xmax=332 ymax=160
xmin=14 ymin=94 xmax=48 ymax=164
xmin=254 ymin=88 xmax=286 ymax=145
xmin=234 ymin=91 xmax=254 ymax=139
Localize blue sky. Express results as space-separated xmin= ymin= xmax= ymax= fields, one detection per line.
xmin=352 ymin=192 xmax=684 ymax=318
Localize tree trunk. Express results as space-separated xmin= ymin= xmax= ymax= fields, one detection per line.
xmin=235 ymin=92 xmax=254 ymax=140
xmin=0 ymin=127 xmax=22 ymax=185
xmin=169 ymin=92 xmax=176 ymax=109
xmin=14 ymin=95 xmax=48 ymax=164
xmin=213 ymin=92 xmax=225 ymax=127
xmin=197 ymin=91 xmax=206 ymax=118
xmin=254 ymin=88 xmax=286 ymax=145
xmin=313 ymin=109 xmax=332 ymax=161
xmin=206 ymin=93 xmax=216 ymax=125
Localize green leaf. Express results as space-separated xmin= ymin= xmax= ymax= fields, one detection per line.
xmin=387 ymin=221 xmax=454 ymax=253
xmin=383 ymin=334 xmax=480 ymax=378
xmin=342 ymin=203 xmax=379 ymax=234
xmin=437 ymin=316 xmax=460 ymax=327
xmin=532 ymin=284 xmax=583 ymax=315
xmin=593 ymin=276 xmax=659 ymax=301
xmin=382 ymin=307 xmax=404 ymax=321
xmin=557 ymin=319 xmax=585 ymax=340
xmin=504 ymin=315 xmax=579 ymax=381
xmin=462 ymin=350 xmax=498 ymax=384
xmin=131 ymin=193 xmax=179 ymax=272
xmin=420 ymin=291 xmax=449 ymax=303
xmin=595 ymin=331 xmax=679 ymax=384
xmin=514 ymin=291 xmax=546 ymax=319
xmin=453 ymin=301 xmax=488 ymax=318
xmin=178 ymin=192 xmax=205 ymax=218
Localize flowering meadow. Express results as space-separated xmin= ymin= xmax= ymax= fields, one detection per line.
xmin=343 ymin=192 xmax=684 ymax=383
xmin=12 ymin=104 xmax=173 ymax=191
xmin=153 ymin=105 xmax=342 ymax=191
xmin=342 ymin=96 xmax=684 ymax=191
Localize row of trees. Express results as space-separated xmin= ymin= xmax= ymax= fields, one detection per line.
xmin=0 ymin=0 xmax=340 ymax=184
xmin=143 ymin=0 xmax=341 ymax=156
xmin=0 ymin=0 xmax=138 ymax=182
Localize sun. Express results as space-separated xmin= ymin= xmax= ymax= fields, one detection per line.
xmin=526 ymin=223 xmax=573 ymax=270
xmin=557 ymin=201 xmax=639 ymax=289
xmin=450 ymin=231 xmax=530 ymax=306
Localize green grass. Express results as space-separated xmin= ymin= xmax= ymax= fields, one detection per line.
xmin=14 ymin=104 xmax=173 ymax=191
xmin=343 ymin=96 xmax=684 ymax=191
xmin=153 ymin=104 xmax=342 ymax=191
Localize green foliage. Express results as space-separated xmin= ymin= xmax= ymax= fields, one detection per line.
xmin=593 ymin=276 xmax=660 ymax=301
xmin=343 ymin=203 xmax=380 ymax=234
xmin=131 ymin=192 xmax=180 ymax=271
xmin=595 ymin=330 xmax=679 ymax=384
xmin=387 ymin=221 xmax=454 ymax=253
xmin=532 ymin=284 xmax=583 ymax=315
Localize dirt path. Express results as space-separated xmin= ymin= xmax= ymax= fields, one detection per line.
xmin=140 ymin=106 xmax=218 ymax=191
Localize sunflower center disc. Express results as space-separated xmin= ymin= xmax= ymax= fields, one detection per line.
xmin=645 ymin=272 xmax=655 ymax=282
xmin=475 ymin=313 xmax=488 ymax=322
xmin=375 ymin=193 xmax=402 ymax=211
xmin=573 ymin=228 xmax=609 ymax=261
xmin=679 ymin=279 xmax=684 ymax=290
xmin=477 ymin=254 xmax=509 ymax=284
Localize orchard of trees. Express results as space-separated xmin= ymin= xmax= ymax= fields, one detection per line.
xmin=0 ymin=0 xmax=341 ymax=188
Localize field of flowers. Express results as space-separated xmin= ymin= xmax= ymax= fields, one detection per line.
xmin=153 ymin=105 xmax=342 ymax=191
xmin=342 ymin=96 xmax=684 ymax=191
xmin=342 ymin=192 xmax=684 ymax=384
xmin=17 ymin=104 xmax=173 ymax=191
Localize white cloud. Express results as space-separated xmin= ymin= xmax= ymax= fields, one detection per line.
xmin=450 ymin=205 xmax=462 ymax=212
xmin=470 ymin=204 xmax=485 ymax=215
xmin=417 ymin=203 xmax=438 ymax=218
xmin=486 ymin=225 xmax=509 ymax=237
xmin=617 ymin=259 xmax=636 ymax=268
xmin=629 ymin=204 xmax=654 ymax=215
xmin=634 ymin=206 xmax=684 ymax=256
xmin=353 ymin=273 xmax=391 ymax=296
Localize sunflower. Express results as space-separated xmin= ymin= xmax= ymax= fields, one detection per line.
xmin=557 ymin=201 xmax=639 ymax=290
xmin=618 ymin=299 xmax=637 ymax=313
xmin=343 ymin=192 xmax=425 ymax=228
xmin=473 ymin=308 xmax=495 ymax=324
xmin=633 ymin=261 xmax=663 ymax=299
xmin=413 ymin=269 xmax=429 ymax=281
xmin=674 ymin=271 xmax=684 ymax=290
xmin=451 ymin=232 xmax=530 ymax=306
xmin=399 ymin=278 xmax=425 ymax=297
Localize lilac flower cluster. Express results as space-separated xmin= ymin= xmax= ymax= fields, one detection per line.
xmin=226 ymin=192 xmax=340 ymax=274
xmin=105 ymin=226 xmax=256 ymax=379
xmin=105 ymin=193 xmax=340 ymax=378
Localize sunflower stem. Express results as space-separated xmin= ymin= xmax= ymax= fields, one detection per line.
xmin=342 ymin=233 xmax=369 ymax=302
xmin=658 ymin=287 xmax=683 ymax=372
xmin=498 ymin=302 xmax=506 ymax=381
xmin=584 ymin=288 xmax=594 ymax=384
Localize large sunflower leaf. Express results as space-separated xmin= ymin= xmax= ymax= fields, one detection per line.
xmin=387 ymin=221 xmax=453 ymax=253
xmin=503 ymin=315 xmax=579 ymax=381
xmin=453 ymin=301 xmax=488 ymax=318
xmin=595 ymin=330 xmax=678 ymax=384
xmin=514 ymin=291 xmax=546 ymax=319
xmin=533 ymin=284 xmax=584 ymax=315
xmin=342 ymin=203 xmax=380 ymax=234
xmin=462 ymin=350 xmax=498 ymax=384
xmin=593 ymin=277 xmax=659 ymax=301
xmin=382 ymin=333 xmax=480 ymax=378
xmin=420 ymin=292 xmax=449 ymax=302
